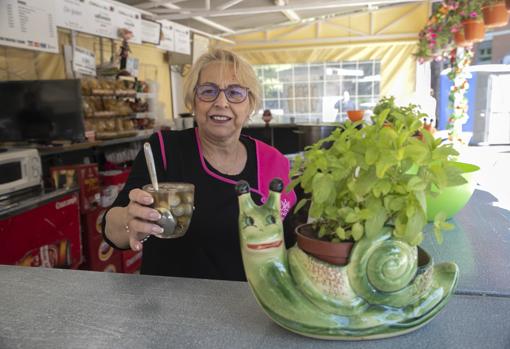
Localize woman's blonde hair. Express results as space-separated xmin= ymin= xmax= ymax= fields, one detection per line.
xmin=183 ymin=48 xmax=261 ymax=116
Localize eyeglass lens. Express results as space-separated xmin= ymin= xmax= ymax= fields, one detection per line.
xmin=196 ymin=83 xmax=248 ymax=103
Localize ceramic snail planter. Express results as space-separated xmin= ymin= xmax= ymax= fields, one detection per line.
xmin=236 ymin=179 xmax=459 ymax=340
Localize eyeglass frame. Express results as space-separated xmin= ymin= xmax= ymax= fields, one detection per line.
xmin=194 ymin=83 xmax=250 ymax=104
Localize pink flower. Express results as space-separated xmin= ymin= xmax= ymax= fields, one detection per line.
xmin=469 ymin=11 xmax=478 ymax=18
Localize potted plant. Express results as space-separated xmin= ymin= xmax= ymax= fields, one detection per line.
xmin=414 ymin=2 xmax=459 ymax=63
xmin=234 ymin=97 xmax=467 ymax=339
xmin=458 ymin=0 xmax=485 ymax=42
xmin=288 ymin=97 xmax=468 ymax=265
xmin=482 ymin=0 xmax=509 ymax=27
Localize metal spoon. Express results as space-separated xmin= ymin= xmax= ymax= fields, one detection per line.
xmin=143 ymin=142 xmax=176 ymax=236
xmin=144 ymin=142 xmax=159 ymax=192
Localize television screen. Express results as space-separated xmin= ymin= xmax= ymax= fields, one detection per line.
xmin=0 ymin=79 xmax=85 ymax=143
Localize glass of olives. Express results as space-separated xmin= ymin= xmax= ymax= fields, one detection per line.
xmin=143 ymin=183 xmax=195 ymax=238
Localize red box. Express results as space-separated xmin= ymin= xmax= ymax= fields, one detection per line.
xmin=81 ymin=208 xmax=122 ymax=272
xmin=50 ymin=164 xmax=101 ymax=213
xmin=121 ymin=250 xmax=142 ymax=274
xmin=99 ymin=169 xmax=131 ymax=208
xmin=0 ymin=192 xmax=82 ymax=269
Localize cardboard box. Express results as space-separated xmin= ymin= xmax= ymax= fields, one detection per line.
xmin=80 ymin=208 xmax=122 ymax=272
xmin=51 ymin=164 xmax=101 ymax=213
xmin=99 ymin=169 xmax=131 ymax=208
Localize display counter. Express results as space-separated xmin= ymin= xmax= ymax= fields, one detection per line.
xmin=0 ymin=265 xmax=508 ymax=348
xmin=1 ymin=182 xmax=510 ymax=347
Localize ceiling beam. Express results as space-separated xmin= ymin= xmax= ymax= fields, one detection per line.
xmin=189 ymin=27 xmax=236 ymax=44
xmin=374 ymin=3 xmax=421 ymax=34
xmin=135 ymin=0 xmax=187 ymax=10
xmin=216 ymin=0 xmax=244 ymax=11
xmin=323 ymin=21 xmax=369 ymax=36
xmin=218 ymin=33 xmax=417 ymax=48
xmin=194 ymin=16 xmax=236 ymax=33
xmin=145 ymin=1 xmax=235 ymax=34
xmin=155 ymin=0 xmax=423 ymax=20
xmin=281 ymin=9 xmax=301 ymax=22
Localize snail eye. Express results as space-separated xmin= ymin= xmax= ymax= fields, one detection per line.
xmin=266 ymin=215 xmax=276 ymax=225
xmin=245 ymin=216 xmax=255 ymax=226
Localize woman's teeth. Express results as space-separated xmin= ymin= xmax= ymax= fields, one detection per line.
xmin=210 ymin=115 xmax=231 ymax=121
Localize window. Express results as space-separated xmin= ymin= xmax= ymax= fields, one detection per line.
xmin=255 ymin=61 xmax=381 ymax=122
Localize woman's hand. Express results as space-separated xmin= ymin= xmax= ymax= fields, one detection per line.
xmin=125 ymin=188 xmax=164 ymax=251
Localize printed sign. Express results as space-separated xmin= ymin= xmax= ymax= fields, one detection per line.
xmin=141 ymin=19 xmax=161 ymax=45
xmin=55 ymin=0 xmax=91 ymax=33
xmin=157 ymin=19 xmax=174 ymax=52
xmin=87 ymin=0 xmax=115 ymax=39
xmin=113 ymin=4 xmax=142 ymax=44
xmin=173 ymin=21 xmax=190 ymax=55
xmin=73 ymin=46 xmax=96 ymax=76
xmin=0 ymin=0 xmax=58 ymax=53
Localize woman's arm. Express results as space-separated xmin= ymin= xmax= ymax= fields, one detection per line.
xmin=104 ymin=189 xmax=163 ymax=251
xmin=102 ymin=133 xmax=168 ymax=251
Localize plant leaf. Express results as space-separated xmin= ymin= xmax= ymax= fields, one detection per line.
xmin=335 ymin=226 xmax=346 ymax=240
xmin=407 ymin=177 xmax=427 ymax=192
xmin=293 ymin=198 xmax=308 ymax=214
xmin=312 ymin=173 xmax=334 ymax=204
xmin=351 ymin=222 xmax=364 ymax=240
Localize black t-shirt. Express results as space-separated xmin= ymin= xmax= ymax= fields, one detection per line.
xmin=103 ymin=128 xmax=295 ymax=281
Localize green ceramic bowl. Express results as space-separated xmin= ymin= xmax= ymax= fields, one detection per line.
xmin=426 ymin=162 xmax=479 ymax=221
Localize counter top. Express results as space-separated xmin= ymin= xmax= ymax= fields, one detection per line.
xmin=0 ymin=265 xmax=509 ymax=349
xmin=422 ymin=188 xmax=510 ymax=297
xmin=0 ymin=187 xmax=79 ymax=220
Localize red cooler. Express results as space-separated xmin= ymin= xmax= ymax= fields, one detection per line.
xmin=0 ymin=192 xmax=82 ymax=269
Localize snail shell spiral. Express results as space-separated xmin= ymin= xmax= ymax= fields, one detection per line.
xmin=347 ymin=229 xmax=430 ymax=308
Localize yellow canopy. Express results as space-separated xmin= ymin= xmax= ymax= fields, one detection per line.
xmin=214 ymin=2 xmax=429 ymax=97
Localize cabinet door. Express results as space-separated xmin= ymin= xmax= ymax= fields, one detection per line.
xmin=487 ymin=74 xmax=510 ymax=144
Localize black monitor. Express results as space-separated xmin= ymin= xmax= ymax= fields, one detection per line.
xmin=0 ymin=79 xmax=85 ymax=143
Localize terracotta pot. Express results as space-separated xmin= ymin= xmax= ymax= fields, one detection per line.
xmin=346 ymin=110 xmax=364 ymax=122
xmin=295 ymin=223 xmax=353 ymax=265
xmin=453 ymin=30 xmax=472 ymax=48
xmin=462 ymin=19 xmax=485 ymax=43
xmin=482 ymin=2 xmax=509 ymax=28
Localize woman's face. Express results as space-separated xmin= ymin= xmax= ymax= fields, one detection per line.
xmin=194 ymin=62 xmax=251 ymax=143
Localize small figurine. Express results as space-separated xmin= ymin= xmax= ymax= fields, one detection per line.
xmin=118 ymin=28 xmax=133 ymax=70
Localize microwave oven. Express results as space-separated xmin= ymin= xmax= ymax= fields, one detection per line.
xmin=0 ymin=148 xmax=42 ymax=197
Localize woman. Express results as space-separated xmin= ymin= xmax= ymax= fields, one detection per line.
xmin=103 ymin=49 xmax=296 ymax=281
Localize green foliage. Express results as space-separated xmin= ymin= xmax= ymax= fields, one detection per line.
xmin=290 ymin=97 xmax=469 ymax=246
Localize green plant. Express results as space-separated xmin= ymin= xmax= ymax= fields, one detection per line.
xmin=457 ymin=0 xmax=483 ymax=20
xmin=288 ymin=98 xmax=468 ymax=246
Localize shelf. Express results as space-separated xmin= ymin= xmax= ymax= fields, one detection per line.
xmin=37 ymin=134 xmax=150 ymax=156
xmin=134 ymin=112 xmax=155 ymax=119
xmin=136 ymin=92 xmax=156 ymax=99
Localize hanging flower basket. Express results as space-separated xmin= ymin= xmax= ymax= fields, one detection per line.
xmin=462 ymin=19 xmax=485 ymax=42
xmin=482 ymin=2 xmax=509 ymax=27
xmin=454 ymin=29 xmax=472 ymax=47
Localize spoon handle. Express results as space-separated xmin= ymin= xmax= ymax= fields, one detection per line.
xmin=143 ymin=142 xmax=159 ymax=192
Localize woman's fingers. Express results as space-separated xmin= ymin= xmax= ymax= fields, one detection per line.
xmin=125 ymin=188 xmax=162 ymax=251
xmin=126 ymin=218 xmax=164 ymax=251
xmin=127 ymin=200 xmax=161 ymax=222
xmin=129 ymin=188 xmax=154 ymax=205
